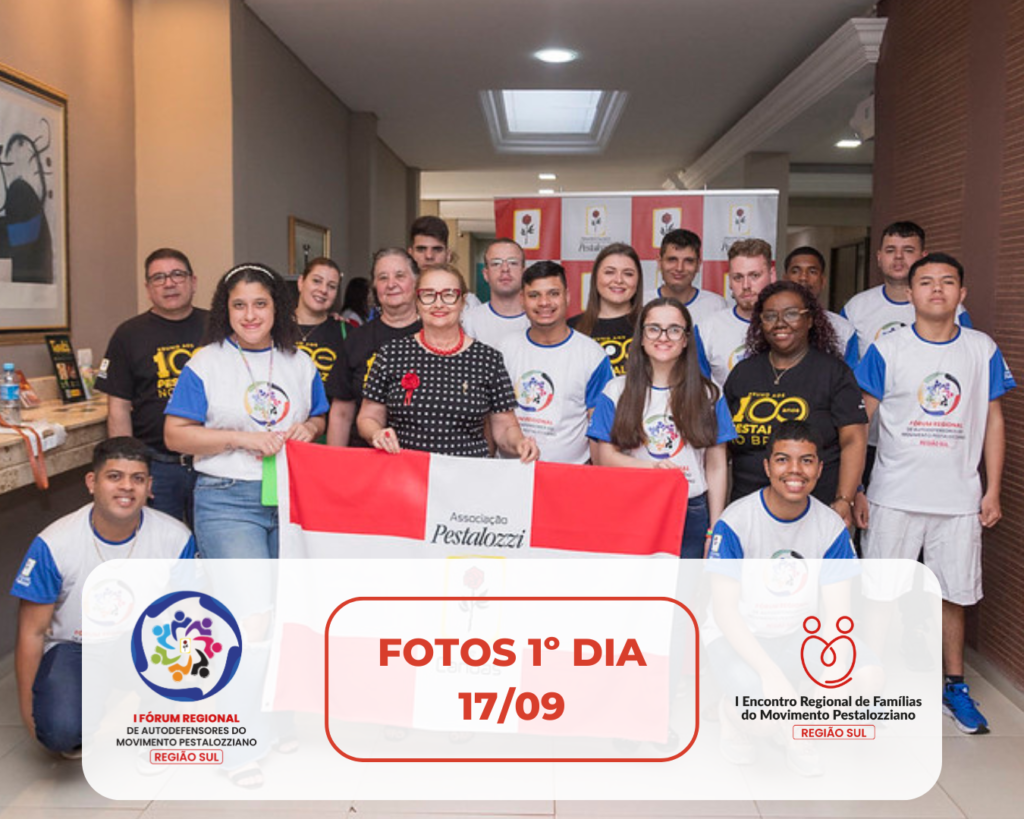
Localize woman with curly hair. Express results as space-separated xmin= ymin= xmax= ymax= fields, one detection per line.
xmin=165 ymin=263 xmax=328 ymax=559
xmin=588 ymin=297 xmax=735 ymax=558
xmin=568 ymin=242 xmax=643 ymax=376
xmin=723 ymin=280 xmax=867 ymax=525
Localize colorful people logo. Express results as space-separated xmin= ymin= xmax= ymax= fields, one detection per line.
xmin=131 ymin=591 xmax=242 ymax=702
xmin=643 ymin=413 xmax=683 ymax=459
xmin=763 ymin=549 xmax=809 ymax=596
xmin=244 ymin=381 xmax=291 ymax=427
xmin=918 ymin=372 xmax=962 ymax=416
xmin=800 ymin=615 xmax=856 ymax=689
xmin=515 ymin=370 xmax=555 ymax=413
xmin=875 ymin=320 xmax=906 ymax=340
xmin=727 ymin=344 xmax=747 ymax=372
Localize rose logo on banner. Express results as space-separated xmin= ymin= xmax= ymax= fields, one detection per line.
xmin=730 ymin=205 xmax=751 ymax=235
xmin=800 ymin=615 xmax=856 ymax=689
xmin=131 ymin=591 xmax=243 ymax=702
xmin=652 ymin=208 xmax=681 ymax=246
xmin=585 ymin=205 xmax=607 ymax=238
xmin=515 ymin=209 xmax=541 ymax=250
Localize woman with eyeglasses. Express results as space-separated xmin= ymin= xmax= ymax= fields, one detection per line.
xmin=357 ymin=264 xmax=539 ymax=461
xmin=165 ymin=263 xmax=329 ymax=559
xmin=588 ymin=297 xmax=735 ymax=558
xmin=569 ymin=242 xmax=644 ymax=376
xmin=723 ymin=280 xmax=867 ymax=526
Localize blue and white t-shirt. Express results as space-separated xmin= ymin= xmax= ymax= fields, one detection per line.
xmin=827 ymin=310 xmax=859 ymax=369
xmin=10 ymin=505 xmax=195 ymax=651
xmin=166 ymin=339 xmax=329 ymax=481
xmin=704 ymin=490 xmax=856 ymax=642
xmin=462 ymin=302 xmax=530 ymax=349
xmin=840 ymin=284 xmax=972 ymax=363
xmin=856 ymin=325 xmax=1015 ymax=515
xmin=643 ymin=286 xmax=728 ymax=330
xmin=500 ymin=328 xmax=614 ymax=464
xmin=700 ymin=306 xmax=750 ymax=389
xmin=587 ymin=377 xmax=737 ymax=497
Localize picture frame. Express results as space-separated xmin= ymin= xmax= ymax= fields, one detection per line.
xmin=0 ymin=63 xmax=69 ymax=340
xmin=288 ymin=216 xmax=330 ymax=279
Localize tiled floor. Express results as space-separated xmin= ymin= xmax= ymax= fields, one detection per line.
xmin=0 ymin=661 xmax=1021 ymax=818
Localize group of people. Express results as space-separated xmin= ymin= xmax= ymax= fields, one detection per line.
xmin=9 ymin=214 xmax=1012 ymax=766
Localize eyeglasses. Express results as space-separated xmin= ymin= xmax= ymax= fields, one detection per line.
xmin=417 ymin=288 xmax=462 ymax=305
xmin=486 ymin=257 xmax=524 ymax=270
xmin=146 ymin=269 xmax=191 ymax=286
xmin=760 ymin=308 xmax=810 ymax=326
xmin=642 ymin=323 xmax=688 ymax=341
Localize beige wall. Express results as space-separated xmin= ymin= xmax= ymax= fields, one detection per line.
xmin=134 ymin=0 xmax=235 ymax=312
xmin=230 ymin=0 xmax=351 ymax=277
xmin=0 ymin=0 xmax=137 ymax=376
xmin=372 ymin=140 xmax=413 ymax=259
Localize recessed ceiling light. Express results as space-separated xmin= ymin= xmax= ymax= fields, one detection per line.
xmin=836 ymin=138 xmax=862 ymax=148
xmin=534 ymin=48 xmax=578 ymax=64
xmin=538 ymin=188 xmax=555 ymax=195
xmin=539 ymin=173 xmax=557 ymax=180
xmin=480 ymin=89 xmax=628 ymax=154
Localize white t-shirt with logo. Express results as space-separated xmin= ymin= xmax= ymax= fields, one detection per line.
xmin=499 ymin=328 xmax=614 ymax=464
xmin=462 ymin=302 xmax=530 ymax=349
xmin=587 ymin=377 xmax=737 ymax=497
xmin=10 ymin=505 xmax=195 ymax=651
xmin=704 ymin=490 xmax=856 ymax=642
xmin=166 ymin=340 xmax=329 ymax=480
xmin=856 ymin=325 xmax=1015 ymax=515
xmin=701 ymin=306 xmax=751 ymax=389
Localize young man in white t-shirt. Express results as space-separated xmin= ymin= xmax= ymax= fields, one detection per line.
xmin=855 ymin=252 xmax=1014 ymax=734
xmin=461 ymin=238 xmax=529 ymax=347
xmin=11 ymin=438 xmax=195 ymax=756
xmin=643 ymin=229 xmax=728 ymax=328
xmin=500 ymin=261 xmax=613 ymax=464
xmin=701 ymin=238 xmax=776 ymax=388
xmin=782 ymin=245 xmax=858 ymax=367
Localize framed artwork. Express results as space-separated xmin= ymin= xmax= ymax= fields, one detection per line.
xmin=288 ymin=216 xmax=330 ymax=278
xmin=0 ymin=63 xmax=69 ymax=338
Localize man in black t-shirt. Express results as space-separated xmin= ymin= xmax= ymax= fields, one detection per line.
xmin=95 ymin=248 xmax=207 ymax=525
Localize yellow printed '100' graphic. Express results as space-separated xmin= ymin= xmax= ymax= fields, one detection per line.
xmin=731 ymin=393 xmax=809 ymax=445
xmin=297 ymin=343 xmax=338 ymax=382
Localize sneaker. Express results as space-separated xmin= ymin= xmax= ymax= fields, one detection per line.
xmin=942 ymin=682 xmax=990 ymax=734
xmin=718 ymin=699 xmax=756 ymax=765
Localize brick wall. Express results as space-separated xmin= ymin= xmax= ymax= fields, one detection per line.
xmin=874 ymin=0 xmax=1024 ymax=688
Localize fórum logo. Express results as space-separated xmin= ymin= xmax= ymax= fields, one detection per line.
xmin=515 ymin=370 xmax=555 ymax=412
xmin=919 ymin=372 xmax=962 ymax=416
xmin=131 ymin=591 xmax=242 ymax=702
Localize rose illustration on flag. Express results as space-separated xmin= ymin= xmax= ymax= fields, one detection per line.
xmin=514 ymin=209 xmax=542 ymax=249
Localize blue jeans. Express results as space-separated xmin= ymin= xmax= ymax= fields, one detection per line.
xmin=33 ymin=642 xmax=81 ymax=753
xmin=194 ymin=476 xmax=278 ymax=559
xmin=679 ymin=492 xmax=709 ymax=560
xmin=149 ymin=459 xmax=196 ymax=528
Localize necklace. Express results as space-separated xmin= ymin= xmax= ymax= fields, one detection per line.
xmin=91 ymin=511 xmax=140 ymax=563
xmin=234 ymin=338 xmax=278 ymax=427
xmin=768 ymin=348 xmax=809 ymax=385
xmin=419 ymin=327 xmax=465 ymax=356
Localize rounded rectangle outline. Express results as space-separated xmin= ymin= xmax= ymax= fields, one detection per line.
xmin=324 ymin=596 xmax=699 ymax=763
xmin=791 ymin=724 xmax=876 ymax=741
xmin=148 ymin=748 xmax=224 ymax=765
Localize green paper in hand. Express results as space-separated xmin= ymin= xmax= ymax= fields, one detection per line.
xmin=261 ymin=454 xmax=278 ymax=506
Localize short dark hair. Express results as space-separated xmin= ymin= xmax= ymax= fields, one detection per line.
xmin=765 ymin=420 xmax=822 ymax=460
xmin=409 ymin=215 xmax=449 ymax=246
xmin=522 ymin=260 xmax=567 ymax=288
xmin=301 ymin=257 xmax=341 ymax=278
xmin=145 ymin=248 xmax=192 ymax=278
xmin=660 ymin=229 xmax=702 ymax=258
xmin=908 ymin=252 xmax=965 ymax=286
xmin=784 ymin=246 xmax=826 ymax=273
xmin=879 ymin=221 xmax=925 ymax=248
xmin=92 ymin=436 xmax=151 ymax=472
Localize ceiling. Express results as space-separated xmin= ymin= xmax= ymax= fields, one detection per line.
xmin=245 ymin=0 xmax=877 ymax=213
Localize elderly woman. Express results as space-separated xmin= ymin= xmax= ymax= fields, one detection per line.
xmin=357 ymin=264 xmax=538 ymax=461
xmin=723 ymin=280 xmax=867 ymax=527
xmin=325 ymin=249 xmax=422 ymax=446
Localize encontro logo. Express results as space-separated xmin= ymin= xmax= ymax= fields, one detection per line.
xmin=131 ymin=591 xmax=242 ymax=702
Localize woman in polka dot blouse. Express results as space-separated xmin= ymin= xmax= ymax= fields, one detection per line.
xmin=357 ymin=265 xmax=539 ymax=462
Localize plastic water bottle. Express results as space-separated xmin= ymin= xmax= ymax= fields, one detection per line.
xmin=1 ymin=363 xmax=21 ymax=425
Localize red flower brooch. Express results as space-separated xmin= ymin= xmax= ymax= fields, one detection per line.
xmin=401 ymin=371 xmax=420 ymax=406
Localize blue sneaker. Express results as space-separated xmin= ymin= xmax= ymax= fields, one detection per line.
xmin=942 ymin=682 xmax=990 ymax=734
